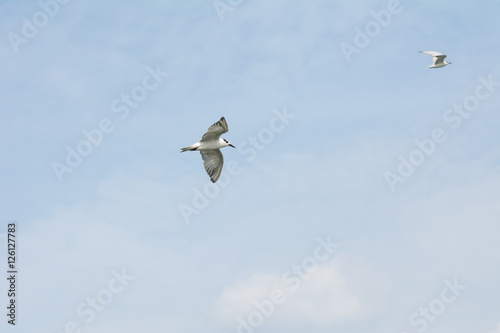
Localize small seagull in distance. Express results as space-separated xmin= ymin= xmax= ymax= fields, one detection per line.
xmin=419 ymin=51 xmax=452 ymax=68
xmin=181 ymin=117 xmax=235 ymax=183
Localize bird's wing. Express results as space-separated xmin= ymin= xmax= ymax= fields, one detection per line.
xmin=433 ymin=54 xmax=447 ymax=65
xmin=201 ymin=117 xmax=229 ymax=142
xmin=419 ymin=51 xmax=443 ymax=57
xmin=200 ymin=149 xmax=224 ymax=183
xmin=419 ymin=51 xmax=447 ymax=65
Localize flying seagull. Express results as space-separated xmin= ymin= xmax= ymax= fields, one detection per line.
xmin=419 ymin=51 xmax=452 ymax=68
xmin=180 ymin=117 xmax=235 ymax=183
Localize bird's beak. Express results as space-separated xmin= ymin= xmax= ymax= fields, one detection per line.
xmin=229 ymin=144 xmax=236 ymax=148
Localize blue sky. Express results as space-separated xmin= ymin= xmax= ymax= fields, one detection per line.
xmin=1 ymin=0 xmax=500 ymax=332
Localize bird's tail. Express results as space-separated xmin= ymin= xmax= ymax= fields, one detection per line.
xmin=180 ymin=145 xmax=197 ymax=152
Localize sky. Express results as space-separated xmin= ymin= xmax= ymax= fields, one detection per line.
xmin=1 ymin=0 xmax=500 ymax=332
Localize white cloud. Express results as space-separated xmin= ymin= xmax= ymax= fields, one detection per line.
xmin=213 ymin=254 xmax=391 ymax=329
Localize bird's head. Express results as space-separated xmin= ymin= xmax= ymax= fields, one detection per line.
xmin=222 ymin=138 xmax=235 ymax=148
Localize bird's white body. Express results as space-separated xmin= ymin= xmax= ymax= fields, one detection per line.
xmin=428 ymin=62 xmax=450 ymax=69
xmin=184 ymin=138 xmax=230 ymax=151
xmin=419 ymin=51 xmax=451 ymax=68
xmin=180 ymin=117 xmax=235 ymax=183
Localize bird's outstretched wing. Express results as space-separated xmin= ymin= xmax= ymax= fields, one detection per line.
xmin=201 ymin=117 xmax=229 ymax=142
xmin=433 ymin=54 xmax=447 ymax=65
xmin=200 ymin=149 xmax=223 ymax=183
xmin=419 ymin=51 xmax=447 ymax=65
xmin=419 ymin=51 xmax=443 ymax=57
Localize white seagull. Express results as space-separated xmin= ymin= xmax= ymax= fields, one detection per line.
xmin=419 ymin=51 xmax=452 ymax=68
xmin=181 ymin=117 xmax=235 ymax=183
